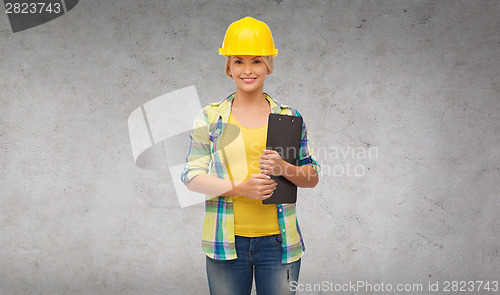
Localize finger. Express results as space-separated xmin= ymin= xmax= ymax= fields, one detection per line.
xmin=263 ymin=177 xmax=276 ymax=183
xmin=261 ymin=165 xmax=274 ymax=173
xmin=260 ymin=164 xmax=270 ymax=171
xmin=263 ymin=185 xmax=277 ymax=193
xmin=263 ymin=179 xmax=277 ymax=187
xmin=260 ymin=150 xmax=277 ymax=158
xmin=264 ymin=150 xmax=281 ymax=159
xmin=260 ymin=186 xmax=274 ymax=194
xmin=253 ymin=173 xmax=271 ymax=180
xmin=261 ymin=191 xmax=274 ymax=200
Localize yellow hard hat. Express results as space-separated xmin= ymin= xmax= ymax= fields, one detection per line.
xmin=219 ymin=17 xmax=278 ymax=56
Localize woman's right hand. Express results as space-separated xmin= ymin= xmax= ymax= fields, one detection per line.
xmin=237 ymin=174 xmax=277 ymax=200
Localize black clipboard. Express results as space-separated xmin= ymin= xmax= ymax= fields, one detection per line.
xmin=262 ymin=113 xmax=303 ymax=204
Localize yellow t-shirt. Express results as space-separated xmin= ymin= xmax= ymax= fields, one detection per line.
xmin=221 ymin=112 xmax=280 ymax=237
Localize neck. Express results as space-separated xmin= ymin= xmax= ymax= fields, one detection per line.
xmin=233 ymin=89 xmax=267 ymax=108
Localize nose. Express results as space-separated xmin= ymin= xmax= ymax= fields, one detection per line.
xmin=244 ymin=63 xmax=252 ymax=75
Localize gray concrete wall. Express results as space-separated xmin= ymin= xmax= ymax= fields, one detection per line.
xmin=1 ymin=0 xmax=498 ymax=294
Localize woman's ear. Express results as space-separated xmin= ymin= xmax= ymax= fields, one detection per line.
xmin=227 ymin=69 xmax=234 ymax=80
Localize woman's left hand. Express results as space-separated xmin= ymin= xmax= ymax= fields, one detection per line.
xmin=259 ymin=149 xmax=287 ymax=176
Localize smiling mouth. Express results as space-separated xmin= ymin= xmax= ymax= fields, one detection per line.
xmin=241 ymin=78 xmax=256 ymax=83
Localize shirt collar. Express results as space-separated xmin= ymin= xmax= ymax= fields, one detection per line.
xmin=210 ymin=93 xmax=284 ymax=117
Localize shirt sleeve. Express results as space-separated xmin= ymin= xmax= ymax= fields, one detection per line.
xmin=293 ymin=108 xmax=321 ymax=174
xmin=180 ymin=107 xmax=212 ymax=185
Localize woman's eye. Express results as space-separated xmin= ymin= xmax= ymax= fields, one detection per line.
xmin=234 ymin=60 xmax=243 ymax=64
xmin=253 ymin=60 xmax=262 ymax=64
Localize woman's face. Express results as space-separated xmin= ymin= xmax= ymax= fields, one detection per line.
xmin=227 ymin=55 xmax=269 ymax=94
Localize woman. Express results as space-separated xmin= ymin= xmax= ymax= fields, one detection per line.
xmin=181 ymin=16 xmax=320 ymax=295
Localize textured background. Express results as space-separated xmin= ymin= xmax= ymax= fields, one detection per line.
xmin=1 ymin=0 xmax=499 ymax=294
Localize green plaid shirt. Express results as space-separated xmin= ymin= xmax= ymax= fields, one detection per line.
xmin=181 ymin=93 xmax=320 ymax=264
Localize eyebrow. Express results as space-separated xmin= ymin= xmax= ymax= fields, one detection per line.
xmin=233 ymin=56 xmax=262 ymax=60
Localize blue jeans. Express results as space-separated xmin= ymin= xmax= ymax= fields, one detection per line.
xmin=206 ymin=234 xmax=301 ymax=295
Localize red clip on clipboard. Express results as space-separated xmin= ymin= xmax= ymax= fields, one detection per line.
xmin=262 ymin=113 xmax=303 ymax=204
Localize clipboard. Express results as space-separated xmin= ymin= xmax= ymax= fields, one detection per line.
xmin=262 ymin=113 xmax=303 ymax=204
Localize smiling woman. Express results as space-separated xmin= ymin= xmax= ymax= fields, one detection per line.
xmin=226 ymin=55 xmax=270 ymax=100
xmin=181 ymin=16 xmax=320 ymax=295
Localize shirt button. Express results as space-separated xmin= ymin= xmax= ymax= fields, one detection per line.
xmin=279 ymin=209 xmax=283 ymax=212
xmin=282 ymin=229 xmax=286 ymax=232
